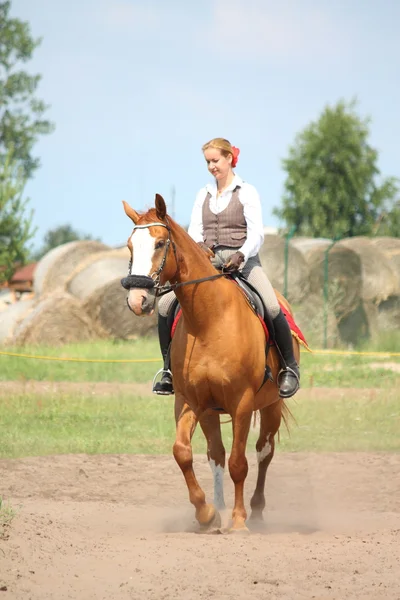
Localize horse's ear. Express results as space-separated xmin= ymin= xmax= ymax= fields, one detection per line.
xmin=122 ymin=200 xmax=139 ymax=224
xmin=155 ymin=194 xmax=167 ymax=220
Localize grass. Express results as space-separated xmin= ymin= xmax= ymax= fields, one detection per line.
xmin=1 ymin=334 xmax=399 ymax=459
xmin=0 ymin=497 xmax=16 ymax=540
xmin=0 ymin=389 xmax=399 ymax=459
xmin=1 ymin=336 xmax=400 ymax=388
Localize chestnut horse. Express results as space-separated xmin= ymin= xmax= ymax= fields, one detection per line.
xmin=122 ymin=194 xmax=300 ymax=532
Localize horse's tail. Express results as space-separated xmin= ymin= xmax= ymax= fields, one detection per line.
xmin=251 ymin=399 xmax=297 ymax=440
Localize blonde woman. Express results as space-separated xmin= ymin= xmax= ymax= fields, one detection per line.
xmin=154 ymin=138 xmax=300 ymax=398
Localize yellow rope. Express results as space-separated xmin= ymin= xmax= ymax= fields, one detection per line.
xmin=307 ymin=349 xmax=400 ymax=357
xmin=0 ymin=350 xmax=161 ymax=363
xmin=1 ymin=347 xmax=399 ymax=362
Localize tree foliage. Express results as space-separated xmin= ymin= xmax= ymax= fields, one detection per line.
xmin=275 ymin=100 xmax=400 ymax=238
xmin=0 ymin=0 xmax=54 ymax=178
xmin=33 ymin=225 xmax=100 ymax=260
xmin=0 ymin=152 xmax=35 ymax=283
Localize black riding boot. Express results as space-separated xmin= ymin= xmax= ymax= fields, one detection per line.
xmin=153 ymin=313 xmax=174 ymax=395
xmin=272 ymin=309 xmax=300 ymax=398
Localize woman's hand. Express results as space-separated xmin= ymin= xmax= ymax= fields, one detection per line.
xmin=197 ymin=242 xmax=215 ymax=258
xmin=223 ymin=251 xmax=245 ymax=271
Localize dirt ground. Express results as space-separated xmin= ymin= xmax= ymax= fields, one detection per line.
xmin=1 ymin=450 xmax=400 ymax=600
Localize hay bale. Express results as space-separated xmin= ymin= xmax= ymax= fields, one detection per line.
xmin=33 ymin=240 xmax=110 ymax=297
xmin=337 ymin=301 xmax=379 ymax=347
xmin=291 ymin=238 xmax=362 ymax=321
xmin=0 ymin=298 xmax=35 ymax=344
xmin=292 ymin=295 xmax=339 ymax=349
xmin=259 ymin=235 xmax=310 ymax=304
xmin=12 ymin=292 xmax=100 ymax=346
xmin=370 ymin=237 xmax=400 ymax=291
xmin=377 ymin=295 xmax=400 ymax=331
xmin=66 ymin=251 xmax=156 ymax=339
xmin=338 ymin=237 xmax=398 ymax=303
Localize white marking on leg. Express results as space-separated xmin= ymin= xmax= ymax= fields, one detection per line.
xmin=130 ymin=229 xmax=155 ymax=275
xmin=210 ymin=459 xmax=225 ymax=510
xmin=257 ymin=434 xmax=272 ymax=464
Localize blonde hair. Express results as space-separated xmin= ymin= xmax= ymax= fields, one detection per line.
xmin=202 ymin=137 xmax=233 ymax=159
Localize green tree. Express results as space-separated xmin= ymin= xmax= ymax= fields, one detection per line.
xmin=0 ymin=0 xmax=54 ymax=178
xmin=0 ymin=151 xmax=35 ymax=284
xmin=33 ymin=225 xmax=100 ymax=260
xmin=275 ymin=100 xmax=400 ymax=238
xmin=374 ymin=201 xmax=400 ymax=237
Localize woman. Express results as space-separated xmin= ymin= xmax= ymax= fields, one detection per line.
xmin=153 ymin=137 xmax=300 ymax=398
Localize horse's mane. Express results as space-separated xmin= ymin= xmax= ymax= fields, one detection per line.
xmin=137 ymin=208 xmax=217 ymax=272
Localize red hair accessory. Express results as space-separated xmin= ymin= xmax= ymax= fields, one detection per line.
xmin=231 ymin=146 xmax=240 ymax=167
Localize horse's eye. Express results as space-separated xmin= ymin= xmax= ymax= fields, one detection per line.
xmin=155 ymin=240 xmax=165 ymax=250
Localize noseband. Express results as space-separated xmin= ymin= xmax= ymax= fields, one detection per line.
xmin=121 ymin=220 xmax=227 ymax=305
xmin=121 ymin=221 xmax=176 ymax=296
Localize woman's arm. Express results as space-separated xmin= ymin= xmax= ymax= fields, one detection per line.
xmin=238 ymin=183 xmax=265 ymax=262
xmin=187 ymin=188 xmax=206 ymax=242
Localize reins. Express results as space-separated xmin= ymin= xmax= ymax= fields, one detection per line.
xmin=120 ymin=220 xmax=228 ymax=296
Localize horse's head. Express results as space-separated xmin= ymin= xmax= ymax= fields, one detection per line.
xmin=121 ymin=193 xmax=177 ymax=316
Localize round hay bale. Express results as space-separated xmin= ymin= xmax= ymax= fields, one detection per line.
xmin=259 ymin=235 xmax=310 ymax=304
xmin=65 ymin=251 xmax=156 ymax=339
xmin=292 ymin=294 xmax=339 ymax=349
xmin=338 ymin=237 xmax=398 ymax=303
xmin=291 ymin=238 xmax=362 ymax=321
xmin=33 ymin=240 xmax=110 ymax=297
xmin=377 ymin=295 xmax=400 ymax=331
xmin=370 ymin=237 xmax=400 ymax=291
xmin=12 ymin=292 xmax=100 ymax=346
xmin=85 ymin=281 xmax=157 ymax=339
xmin=65 ymin=250 xmax=129 ymax=301
xmin=0 ymin=298 xmax=35 ymax=344
xmin=337 ymin=301 xmax=379 ymax=347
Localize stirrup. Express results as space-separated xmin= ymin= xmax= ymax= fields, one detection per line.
xmin=152 ymin=368 xmax=174 ymax=395
xmin=277 ymin=366 xmax=300 ymax=399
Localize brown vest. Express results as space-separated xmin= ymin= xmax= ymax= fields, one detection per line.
xmin=202 ymin=186 xmax=247 ymax=248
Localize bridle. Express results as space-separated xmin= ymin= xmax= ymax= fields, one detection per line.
xmin=120 ymin=221 xmax=226 ymax=304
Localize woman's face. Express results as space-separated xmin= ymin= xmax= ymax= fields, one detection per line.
xmin=204 ymin=147 xmax=232 ymax=181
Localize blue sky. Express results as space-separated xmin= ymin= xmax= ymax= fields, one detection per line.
xmin=10 ymin=0 xmax=400 ymax=251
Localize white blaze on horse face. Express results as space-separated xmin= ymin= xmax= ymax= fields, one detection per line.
xmin=257 ymin=435 xmax=272 ymax=464
xmin=210 ymin=459 xmax=225 ymax=510
xmin=129 ymin=229 xmax=156 ymax=276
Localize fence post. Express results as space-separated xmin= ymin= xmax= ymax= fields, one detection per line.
xmin=323 ymin=237 xmax=340 ymax=349
xmin=283 ymin=225 xmax=296 ymax=299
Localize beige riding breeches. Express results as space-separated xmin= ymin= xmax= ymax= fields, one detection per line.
xmin=158 ymin=247 xmax=280 ymax=319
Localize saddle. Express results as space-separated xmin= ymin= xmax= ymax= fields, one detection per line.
xmin=168 ymin=272 xmax=276 ymax=393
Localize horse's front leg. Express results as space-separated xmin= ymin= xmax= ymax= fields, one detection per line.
xmin=249 ymin=399 xmax=282 ymax=523
xmin=229 ymin=400 xmax=253 ymax=532
xmin=173 ymin=395 xmax=218 ymax=529
xmin=199 ymin=411 xmax=226 ymax=511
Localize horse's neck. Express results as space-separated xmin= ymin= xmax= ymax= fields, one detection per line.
xmin=170 ymin=225 xmax=227 ymax=330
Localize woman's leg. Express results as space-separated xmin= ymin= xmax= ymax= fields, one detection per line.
xmin=153 ymin=291 xmax=176 ymax=395
xmin=243 ymin=261 xmax=300 ymax=398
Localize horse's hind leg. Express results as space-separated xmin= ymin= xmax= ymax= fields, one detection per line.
xmin=199 ymin=411 xmax=226 ymax=511
xmin=249 ymin=399 xmax=283 ymax=523
xmin=173 ymin=396 xmax=217 ymax=528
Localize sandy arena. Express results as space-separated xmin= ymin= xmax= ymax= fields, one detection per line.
xmin=1 ymin=449 xmax=400 ymax=599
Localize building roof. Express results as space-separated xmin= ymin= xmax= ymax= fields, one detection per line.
xmin=10 ymin=263 xmax=37 ymax=282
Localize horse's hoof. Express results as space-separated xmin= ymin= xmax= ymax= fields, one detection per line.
xmin=198 ymin=507 xmax=222 ymax=534
xmin=249 ymin=514 xmax=267 ymax=533
xmin=229 ymin=526 xmax=250 ymax=535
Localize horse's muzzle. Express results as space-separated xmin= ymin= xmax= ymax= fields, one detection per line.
xmin=121 ymin=275 xmax=155 ymax=291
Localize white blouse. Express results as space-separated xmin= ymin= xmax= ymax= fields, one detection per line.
xmin=187 ymin=174 xmax=265 ymax=262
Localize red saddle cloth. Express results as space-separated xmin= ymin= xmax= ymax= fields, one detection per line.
xmin=171 ymin=301 xmax=309 ymax=350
